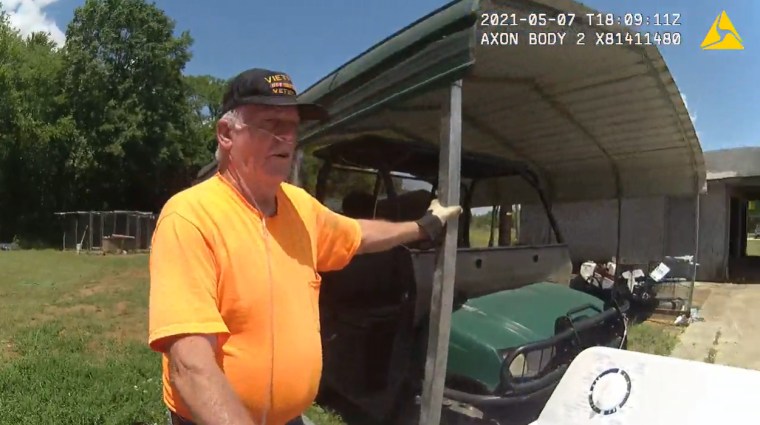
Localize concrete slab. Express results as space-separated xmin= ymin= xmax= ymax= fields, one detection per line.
xmin=671 ymin=282 xmax=760 ymax=370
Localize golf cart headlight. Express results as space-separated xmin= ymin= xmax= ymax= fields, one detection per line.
xmin=509 ymin=353 xmax=527 ymax=378
xmin=503 ymin=347 xmax=556 ymax=379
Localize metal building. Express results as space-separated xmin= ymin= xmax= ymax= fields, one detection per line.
xmin=520 ymin=147 xmax=760 ymax=283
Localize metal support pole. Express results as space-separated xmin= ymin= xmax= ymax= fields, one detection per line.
xmin=686 ymin=191 xmax=701 ymax=314
xmin=419 ymin=80 xmax=462 ymax=425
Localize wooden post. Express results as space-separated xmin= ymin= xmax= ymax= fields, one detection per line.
xmin=88 ymin=212 xmax=93 ymax=250
xmin=100 ymin=213 xmax=105 ymax=249
xmin=514 ymin=204 xmax=521 ymax=243
xmin=419 ymin=79 xmax=462 ymax=425
xmin=136 ymin=216 xmax=142 ymax=250
xmin=488 ymin=206 xmax=498 ymax=247
xmin=290 ymin=148 xmax=304 ymax=187
xmin=498 ymin=207 xmax=512 ymax=246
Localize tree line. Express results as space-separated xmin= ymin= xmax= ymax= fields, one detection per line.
xmin=0 ymin=0 xmax=386 ymax=247
xmin=0 ymin=0 xmax=231 ymax=245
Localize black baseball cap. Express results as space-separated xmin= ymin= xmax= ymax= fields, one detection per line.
xmin=220 ymin=68 xmax=328 ymax=122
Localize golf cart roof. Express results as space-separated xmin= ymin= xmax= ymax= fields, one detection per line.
xmin=312 ymin=136 xmax=534 ymax=181
xmin=296 ymin=0 xmax=705 ymax=203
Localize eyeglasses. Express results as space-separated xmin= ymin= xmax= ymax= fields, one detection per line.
xmin=239 ymin=123 xmax=297 ymax=144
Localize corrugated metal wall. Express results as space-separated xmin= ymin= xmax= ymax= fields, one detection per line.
xmin=520 ymin=180 xmax=730 ymax=282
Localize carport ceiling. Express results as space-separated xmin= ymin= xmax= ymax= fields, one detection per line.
xmin=297 ymin=0 xmax=705 ymax=204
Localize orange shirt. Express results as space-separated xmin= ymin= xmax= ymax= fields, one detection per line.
xmin=148 ymin=173 xmax=362 ymax=425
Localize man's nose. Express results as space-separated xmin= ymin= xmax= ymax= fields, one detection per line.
xmin=274 ymin=132 xmax=298 ymax=145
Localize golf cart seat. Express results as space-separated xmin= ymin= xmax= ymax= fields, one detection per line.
xmin=341 ymin=190 xmax=376 ymax=219
xmin=375 ymin=189 xmax=432 ymax=222
xmin=321 ymin=247 xmax=415 ymax=310
xmin=319 ymin=247 xmax=418 ymax=393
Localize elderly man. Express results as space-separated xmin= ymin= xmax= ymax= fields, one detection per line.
xmin=148 ymin=68 xmax=462 ymax=425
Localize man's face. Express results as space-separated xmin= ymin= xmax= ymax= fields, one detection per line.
xmin=220 ymin=104 xmax=300 ymax=188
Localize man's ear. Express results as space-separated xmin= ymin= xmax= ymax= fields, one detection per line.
xmin=216 ymin=119 xmax=234 ymax=153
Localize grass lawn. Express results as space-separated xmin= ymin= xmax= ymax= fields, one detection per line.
xmin=746 ymin=238 xmax=760 ymax=256
xmin=468 ymin=226 xmax=517 ymax=248
xmin=0 ymin=250 xmax=683 ymax=424
xmin=0 ymin=250 xmax=164 ymax=424
xmin=0 ymin=250 xmax=345 ymax=425
xmin=626 ymin=321 xmax=684 ymax=356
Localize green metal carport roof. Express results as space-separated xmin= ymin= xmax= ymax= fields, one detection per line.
xmin=296 ymin=0 xmax=706 ymax=205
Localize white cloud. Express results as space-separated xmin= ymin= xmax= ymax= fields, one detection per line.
xmin=680 ymin=93 xmax=704 ymax=141
xmin=1 ymin=0 xmax=65 ymax=46
xmin=681 ymin=93 xmax=697 ymax=124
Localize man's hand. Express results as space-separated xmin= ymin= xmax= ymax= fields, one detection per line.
xmin=355 ymin=199 xmax=462 ymax=254
xmin=415 ymin=199 xmax=463 ymax=242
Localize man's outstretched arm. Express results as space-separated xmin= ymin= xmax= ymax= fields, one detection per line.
xmin=356 ymin=199 xmax=462 ymax=254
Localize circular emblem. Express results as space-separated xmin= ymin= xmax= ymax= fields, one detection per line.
xmin=588 ymin=368 xmax=632 ymax=415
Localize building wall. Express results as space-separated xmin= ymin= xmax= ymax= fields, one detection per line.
xmin=519 ymin=180 xmax=729 ymax=281
xmin=520 ymin=197 xmax=667 ymax=266
xmin=695 ymin=181 xmax=729 ymax=281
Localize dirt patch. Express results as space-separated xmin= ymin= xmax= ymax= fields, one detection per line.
xmin=104 ymin=301 xmax=146 ymax=343
xmin=20 ymin=264 xmax=150 ymax=355
xmin=63 ymin=267 xmax=148 ymax=302
xmin=0 ymin=338 xmax=20 ymax=361
xmin=36 ymin=301 xmax=146 ymax=345
xmin=40 ymin=303 xmax=103 ymax=320
xmin=105 ymin=323 xmax=146 ymax=344
xmin=106 ymin=301 xmax=147 ymax=344
xmin=115 ymin=301 xmax=129 ymax=315
xmin=705 ymin=329 xmax=722 ymax=363
xmin=84 ymin=313 xmax=146 ymax=354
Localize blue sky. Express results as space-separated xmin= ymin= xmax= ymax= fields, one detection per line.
xmin=3 ymin=0 xmax=757 ymax=152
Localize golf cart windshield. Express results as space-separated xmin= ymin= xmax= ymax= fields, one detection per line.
xmin=312 ymin=136 xmax=562 ymax=247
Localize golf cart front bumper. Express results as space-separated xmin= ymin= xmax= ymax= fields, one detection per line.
xmin=443 ymin=299 xmax=629 ymax=416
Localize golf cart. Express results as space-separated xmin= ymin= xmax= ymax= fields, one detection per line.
xmin=309 ymin=136 xmax=629 ymax=424
xmin=193 ymin=0 xmax=704 ymax=421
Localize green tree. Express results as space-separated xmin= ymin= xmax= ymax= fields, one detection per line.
xmin=185 ymin=74 xmax=228 ymax=154
xmin=0 ymin=11 xmax=79 ymax=242
xmin=60 ymin=0 xmax=207 ymax=213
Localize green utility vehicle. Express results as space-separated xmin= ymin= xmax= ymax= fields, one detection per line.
xmin=308 ymin=136 xmax=629 ymax=424
xmin=196 ymin=0 xmax=704 ymax=418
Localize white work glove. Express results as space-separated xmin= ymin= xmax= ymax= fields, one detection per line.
xmin=415 ymin=199 xmax=463 ymax=242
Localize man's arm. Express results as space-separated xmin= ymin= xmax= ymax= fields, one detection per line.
xmin=149 ymin=211 xmax=253 ymax=424
xmin=312 ymin=195 xmax=461 ymax=271
xmin=356 ymin=220 xmax=425 ymax=254
xmin=167 ymin=335 xmax=256 ymax=425
xmin=356 ymin=199 xmax=463 ymax=255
